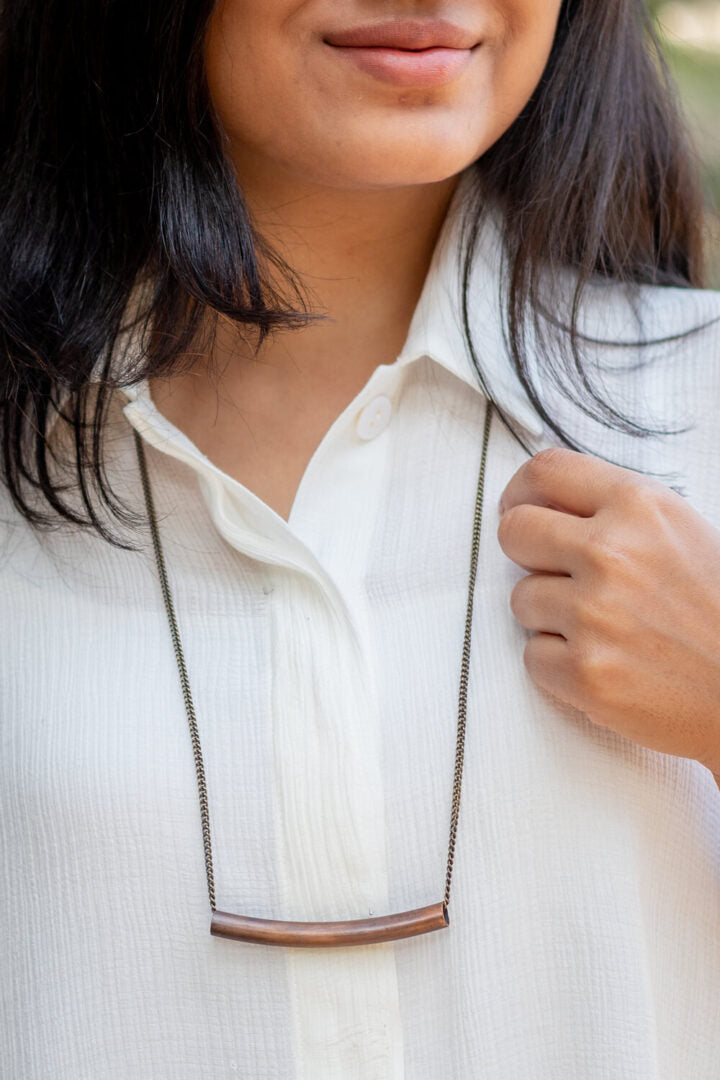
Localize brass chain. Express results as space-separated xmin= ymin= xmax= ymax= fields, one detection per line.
xmin=134 ymin=429 xmax=217 ymax=911
xmin=133 ymin=398 xmax=493 ymax=919
xmin=444 ymin=398 xmax=493 ymax=907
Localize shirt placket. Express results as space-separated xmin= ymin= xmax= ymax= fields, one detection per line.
xmin=271 ymin=365 xmax=407 ymax=1080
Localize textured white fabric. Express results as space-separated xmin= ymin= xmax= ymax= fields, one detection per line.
xmin=3 ymin=192 xmax=720 ymax=1080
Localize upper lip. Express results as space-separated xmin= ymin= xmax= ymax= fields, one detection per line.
xmin=324 ymin=19 xmax=477 ymax=51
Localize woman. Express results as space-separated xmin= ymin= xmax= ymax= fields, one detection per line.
xmin=2 ymin=0 xmax=720 ymax=1077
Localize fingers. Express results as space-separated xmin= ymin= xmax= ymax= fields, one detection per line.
xmin=499 ymin=447 xmax=641 ymax=518
xmin=510 ymin=572 xmax=577 ymax=637
xmin=497 ymin=502 xmax=590 ymax=574
xmin=522 ymin=632 xmax=580 ymax=707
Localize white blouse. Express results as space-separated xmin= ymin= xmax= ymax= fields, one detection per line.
xmin=3 ymin=199 xmax=720 ymax=1080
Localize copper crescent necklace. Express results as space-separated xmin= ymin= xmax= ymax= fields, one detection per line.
xmin=133 ymin=398 xmax=493 ymax=947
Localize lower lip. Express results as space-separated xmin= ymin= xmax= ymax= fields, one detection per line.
xmin=327 ymin=45 xmax=474 ymax=88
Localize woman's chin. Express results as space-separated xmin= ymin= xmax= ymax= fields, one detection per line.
xmin=257 ymin=135 xmax=484 ymax=193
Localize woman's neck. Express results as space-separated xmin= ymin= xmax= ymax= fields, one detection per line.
xmin=176 ymin=172 xmax=459 ymax=383
xmin=147 ymin=173 xmax=461 ymax=517
xmin=236 ymin=173 xmax=459 ymax=375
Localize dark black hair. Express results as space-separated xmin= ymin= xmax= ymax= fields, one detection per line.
xmin=0 ymin=0 xmax=708 ymax=543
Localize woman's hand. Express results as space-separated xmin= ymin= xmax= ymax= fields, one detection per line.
xmin=497 ymin=447 xmax=720 ymax=780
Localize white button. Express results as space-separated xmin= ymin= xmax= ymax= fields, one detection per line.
xmin=356 ymin=395 xmax=392 ymax=440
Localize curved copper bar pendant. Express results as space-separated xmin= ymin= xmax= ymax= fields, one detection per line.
xmin=210 ymin=900 xmax=449 ymax=947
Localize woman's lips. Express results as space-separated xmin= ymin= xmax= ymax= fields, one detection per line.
xmin=329 ymin=45 xmax=473 ymax=88
xmin=324 ymin=19 xmax=478 ymax=88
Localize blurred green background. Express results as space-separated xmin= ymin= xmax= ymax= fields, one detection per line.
xmin=653 ymin=0 xmax=720 ymax=284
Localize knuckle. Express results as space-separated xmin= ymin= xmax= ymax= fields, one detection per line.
xmin=617 ymin=472 xmax=672 ymax=516
xmin=571 ymin=642 xmax=616 ymax=698
xmin=624 ymin=479 xmax=657 ymax=512
xmin=509 ymin=575 xmax=530 ymax=619
xmin=497 ymin=504 xmax=529 ymax=549
xmin=525 ymin=446 xmax=568 ymax=487
xmin=522 ymin=634 xmax=544 ymax=676
xmin=582 ymin=535 xmax=616 ymax=575
xmin=572 ymin=594 xmax=606 ymax=635
xmin=582 ymin=524 xmax=632 ymax=580
xmin=609 ymin=468 xmax=641 ymax=501
xmin=645 ymin=482 xmax=681 ymax=522
xmin=531 ymin=446 xmax=570 ymax=470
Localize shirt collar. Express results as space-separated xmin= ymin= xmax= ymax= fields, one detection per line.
xmin=393 ymin=176 xmax=543 ymax=437
xmin=115 ymin=172 xmax=544 ymax=439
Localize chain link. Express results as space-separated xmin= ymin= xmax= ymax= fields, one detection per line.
xmin=444 ymin=399 xmax=493 ymax=908
xmin=134 ymin=399 xmax=493 ymax=921
xmin=134 ymin=430 xmax=217 ymax=911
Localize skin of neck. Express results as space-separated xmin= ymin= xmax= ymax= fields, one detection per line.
xmin=149 ymin=164 xmax=461 ymax=430
xmin=241 ymin=165 xmax=460 ymax=377
xmin=146 ymin=144 xmax=464 ymax=524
